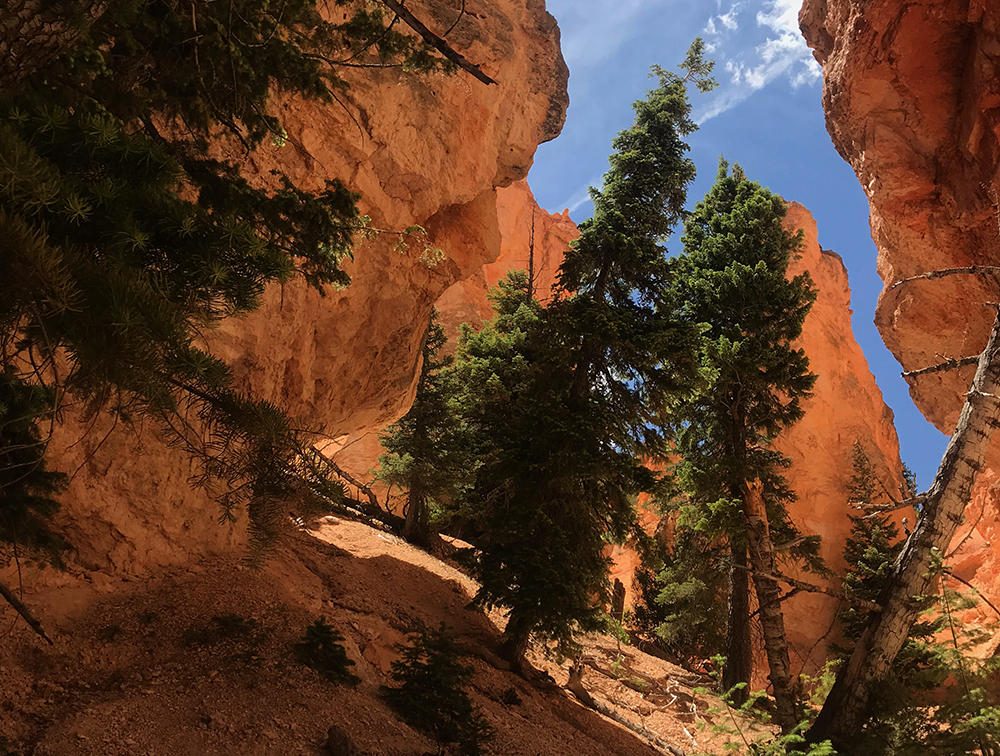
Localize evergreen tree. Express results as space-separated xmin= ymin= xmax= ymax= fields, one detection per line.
xmin=449 ymin=43 xmax=716 ymax=670
xmin=670 ymin=160 xmax=819 ymax=730
xmin=838 ymin=442 xmax=903 ymax=643
xmin=633 ymin=525 xmax=728 ymax=662
xmin=378 ymin=310 xmax=472 ymax=547
xmin=383 ymin=622 xmax=493 ymax=756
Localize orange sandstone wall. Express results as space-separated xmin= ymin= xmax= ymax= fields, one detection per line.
xmin=800 ymin=0 xmax=1000 ymax=648
xmin=434 ymin=180 xmax=578 ymax=344
xmin=777 ymin=202 xmax=910 ymax=676
xmin=28 ymin=0 xmax=570 ymax=574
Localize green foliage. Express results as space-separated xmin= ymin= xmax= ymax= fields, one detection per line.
xmin=672 ymin=158 xmax=818 ymax=546
xmin=837 ymin=443 xmax=903 ymax=643
xmin=635 ymin=528 xmax=728 ymax=661
xmin=449 ymin=272 xmax=620 ymax=657
xmin=694 ymin=661 xmax=838 ymax=756
xmin=835 ymin=493 xmax=1000 ymax=756
xmin=24 ymin=0 xmax=454 ymax=146
xmin=0 ymin=367 xmax=66 ymax=550
xmin=382 ymin=622 xmax=493 ymax=756
xmin=656 ymin=160 xmax=820 ymax=697
xmin=296 ymin=616 xmax=359 ymax=686
xmin=378 ymin=310 xmax=473 ymax=546
xmin=443 ymin=41 xmax=716 ymax=665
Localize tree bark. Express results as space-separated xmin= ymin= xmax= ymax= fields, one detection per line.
xmin=723 ymin=541 xmax=752 ymax=705
xmin=809 ymin=310 xmax=1000 ymax=747
xmin=742 ymin=478 xmax=797 ymax=733
xmin=403 ymin=486 xmax=430 ymax=547
xmin=500 ymin=612 xmax=533 ymax=673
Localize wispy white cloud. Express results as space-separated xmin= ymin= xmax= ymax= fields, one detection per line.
xmin=551 ymin=0 xmax=674 ymax=69
xmin=718 ymin=9 xmax=740 ymax=30
xmin=696 ymin=0 xmax=821 ymax=124
xmin=556 ymin=180 xmax=601 ymax=215
xmin=703 ymin=4 xmax=742 ymax=54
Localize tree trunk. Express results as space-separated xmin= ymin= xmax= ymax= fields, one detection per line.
xmin=743 ymin=478 xmax=797 ymax=733
xmin=809 ymin=310 xmax=1000 ymax=747
xmin=723 ymin=541 xmax=752 ymax=705
xmin=403 ymin=486 xmax=430 ymax=547
xmin=500 ymin=612 xmax=533 ymax=673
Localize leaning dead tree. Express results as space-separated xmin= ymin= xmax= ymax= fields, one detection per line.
xmin=809 ymin=270 xmax=1000 ymax=746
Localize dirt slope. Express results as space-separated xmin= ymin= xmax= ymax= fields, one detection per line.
xmin=1 ymin=519 xmax=757 ymax=756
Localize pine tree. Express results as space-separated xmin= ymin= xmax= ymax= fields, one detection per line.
xmin=838 ymin=442 xmax=903 ymax=643
xmin=449 ymin=43 xmax=716 ymax=670
xmin=670 ymin=160 xmax=819 ymax=730
xmin=378 ymin=310 xmax=472 ymax=547
xmin=0 ymin=368 xmax=67 ymax=551
xmin=633 ymin=525 xmax=728 ymax=662
xmin=382 ymin=622 xmax=493 ymax=756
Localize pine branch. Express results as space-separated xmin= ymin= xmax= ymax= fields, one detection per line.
xmin=379 ymin=0 xmax=497 ymax=85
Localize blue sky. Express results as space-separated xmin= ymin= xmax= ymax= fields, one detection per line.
xmin=526 ymin=0 xmax=949 ymax=489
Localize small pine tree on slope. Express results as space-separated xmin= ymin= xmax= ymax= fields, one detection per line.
xmin=378 ymin=310 xmax=473 ymax=547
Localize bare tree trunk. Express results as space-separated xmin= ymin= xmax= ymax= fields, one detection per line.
xmin=0 ymin=578 xmax=53 ymax=644
xmin=809 ymin=310 xmax=1000 ymax=747
xmin=403 ymin=486 xmax=430 ymax=547
xmin=500 ymin=612 xmax=533 ymax=674
xmin=723 ymin=541 xmax=752 ymax=705
xmin=743 ymin=478 xmax=797 ymax=732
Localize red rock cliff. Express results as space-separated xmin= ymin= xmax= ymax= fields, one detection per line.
xmin=28 ymin=0 xmax=570 ymax=573
xmin=777 ymin=202 xmax=909 ymax=676
xmin=800 ymin=0 xmax=1000 ymax=645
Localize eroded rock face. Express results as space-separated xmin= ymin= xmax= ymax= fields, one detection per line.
xmin=434 ymin=179 xmax=578 ymax=343
xmin=799 ymin=0 xmax=1000 ymax=438
xmin=800 ymin=0 xmax=1000 ymax=653
xmin=776 ymin=202 xmax=910 ymax=676
xmin=34 ymin=0 xmax=570 ymax=573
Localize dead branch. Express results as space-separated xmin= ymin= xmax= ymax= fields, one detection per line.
xmin=943 ymin=569 xmax=1000 ymax=619
xmin=903 ymin=356 xmax=980 ymax=380
xmin=0 ymin=578 xmax=53 ymax=644
xmin=380 ymin=0 xmax=497 ymax=85
xmin=854 ymin=494 xmax=927 ymax=516
xmin=311 ymin=447 xmax=382 ymax=511
xmin=890 ymin=266 xmax=1000 ymax=291
xmin=735 ymin=564 xmax=880 ymax=612
xmin=567 ymin=660 xmax=688 ymax=756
